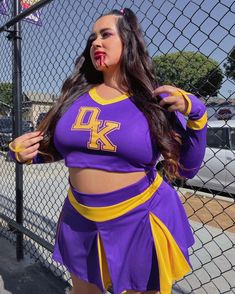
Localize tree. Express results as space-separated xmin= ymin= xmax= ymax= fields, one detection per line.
xmin=0 ymin=83 xmax=13 ymax=105
xmin=224 ymin=46 xmax=235 ymax=81
xmin=153 ymin=51 xmax=224 ymax=97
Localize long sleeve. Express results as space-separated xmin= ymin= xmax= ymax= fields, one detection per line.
xmin=160 ymin=90 xmax=207 ymax=179
xmin=177 ymin=92 xmax=207 ymax=178
xmin=8 ymin=149 xmax=62 ymax=164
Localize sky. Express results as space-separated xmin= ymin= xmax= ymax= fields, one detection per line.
xmin=0 ymin=0 xmax=234 ymax=99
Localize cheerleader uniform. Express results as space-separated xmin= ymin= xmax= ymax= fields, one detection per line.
xmin=9 ymin=88 xmax=207 ymax=294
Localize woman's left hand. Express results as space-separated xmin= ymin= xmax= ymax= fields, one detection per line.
xmin=153 ymin=85 xmax=189 ymax=115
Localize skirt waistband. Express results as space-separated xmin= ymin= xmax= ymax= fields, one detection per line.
xmin=67 ymin=171 xmax=163 ymax=222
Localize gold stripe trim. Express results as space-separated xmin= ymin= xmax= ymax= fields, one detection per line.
xmin=68 ymin=174 xmax=163 ymax=222
xmin=187 ymin=112 xmax=208 ymax=130
xmin=149 ymin=212 xmax=191 ymax=294
xmin=89 ymin=88 xmax=129 ymax=105
xmin=172 ymin=89 xmax=192 ymax=116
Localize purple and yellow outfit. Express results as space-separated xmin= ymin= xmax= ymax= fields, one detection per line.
xmin=9 ymin=88 xmax=207 ymax=294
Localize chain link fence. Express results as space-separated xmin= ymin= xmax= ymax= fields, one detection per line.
xmin=0 ymin=0 xmax=234 ymax=293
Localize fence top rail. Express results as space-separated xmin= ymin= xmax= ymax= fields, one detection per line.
xmin=0 ymin=0 xmax=53 ymax=33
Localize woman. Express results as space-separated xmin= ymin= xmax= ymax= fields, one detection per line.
xmin=9 ymin=8 xmax=207 ymax=294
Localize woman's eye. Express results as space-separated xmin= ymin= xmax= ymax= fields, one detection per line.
xmin=102 ymin=32 xmax=112 ymax=38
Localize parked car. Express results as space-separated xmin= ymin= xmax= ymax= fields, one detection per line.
xmin=0 ymin=117 xmax=33 ymax=150
xmin=186 ymin=120 xmax=235 ymax=195
xmin=215 ymin=108 xmax=234 ymax=120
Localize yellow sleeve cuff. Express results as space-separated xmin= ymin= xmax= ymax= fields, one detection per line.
xmin=9 ymin=141 xmax=25 ymax=153
xmin=172 ymin=89 xmax=192 ymax=116
xmin=187 ymin=112 xmax=208 ymax=130
xmin=9 ymin=142 xmax=32 ymax=165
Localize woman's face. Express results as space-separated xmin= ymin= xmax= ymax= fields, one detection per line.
xmin=90 ymin=15 xmax=123 ymax=72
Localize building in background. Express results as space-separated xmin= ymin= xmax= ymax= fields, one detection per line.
xmin=22 ymin=91 xmax=56 ymax=127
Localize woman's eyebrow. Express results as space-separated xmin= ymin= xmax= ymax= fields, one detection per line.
xmin=90 ymin=28 xmax=113 ymax=38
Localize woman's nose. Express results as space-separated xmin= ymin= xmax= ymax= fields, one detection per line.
xmin=92 ymin=37 xmax=102 ymax=48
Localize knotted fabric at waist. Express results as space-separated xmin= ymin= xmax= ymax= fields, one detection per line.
xmin=67 ymin=172 xmax=163 ymax=222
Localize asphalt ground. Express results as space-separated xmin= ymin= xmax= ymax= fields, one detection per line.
xmin=0 ymin=237 xmax=70 ymax=294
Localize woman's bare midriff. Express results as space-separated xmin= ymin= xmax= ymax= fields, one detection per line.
xmin=69 ymin=168 xmax=147 ymax=194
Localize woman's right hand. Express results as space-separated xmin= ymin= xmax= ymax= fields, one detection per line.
xmin=10 ymin=131 xmax=44 ymax=163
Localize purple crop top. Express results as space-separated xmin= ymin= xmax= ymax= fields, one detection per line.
xmin=9 ymin=87 xmax=207 ymax=178
xmin=54 ymin=88 xmax=156 ymax=172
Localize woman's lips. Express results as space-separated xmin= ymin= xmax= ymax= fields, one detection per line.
xmin=94 ymin=52 xmax=105 ymax=60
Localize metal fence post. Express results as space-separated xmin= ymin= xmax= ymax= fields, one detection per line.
xmin=12 ymin=0 xmax=23 ymax=261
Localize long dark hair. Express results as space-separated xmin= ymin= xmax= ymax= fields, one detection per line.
xmin=38 ymin=8 xmax=182 ymax=179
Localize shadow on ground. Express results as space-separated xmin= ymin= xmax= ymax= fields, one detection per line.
xmin=0 ymin=236 xmax=69 ymax=294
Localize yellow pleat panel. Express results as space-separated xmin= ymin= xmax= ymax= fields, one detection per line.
xmin=68 ymin=174 xmax=163 ymax=222
xmin=149 ymin=212 xmax=191 ymax=294
xmin=187 ymin=112 xmax=208 ymax=130
xmin=97 ymin=233 xmax=112 ymax=290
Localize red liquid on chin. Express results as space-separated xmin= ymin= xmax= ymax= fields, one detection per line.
xmin=100 ymin=55 xmax=105 ymax=66
xmin=94 ymin=55 xmax=105 ymax=67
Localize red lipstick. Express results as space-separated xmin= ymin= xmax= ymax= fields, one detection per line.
xmin=94 ymin=51 xmax=105 ymax=59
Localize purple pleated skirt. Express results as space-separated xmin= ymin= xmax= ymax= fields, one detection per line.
xmin=52 ymin=170 xmax=194 ymax=294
